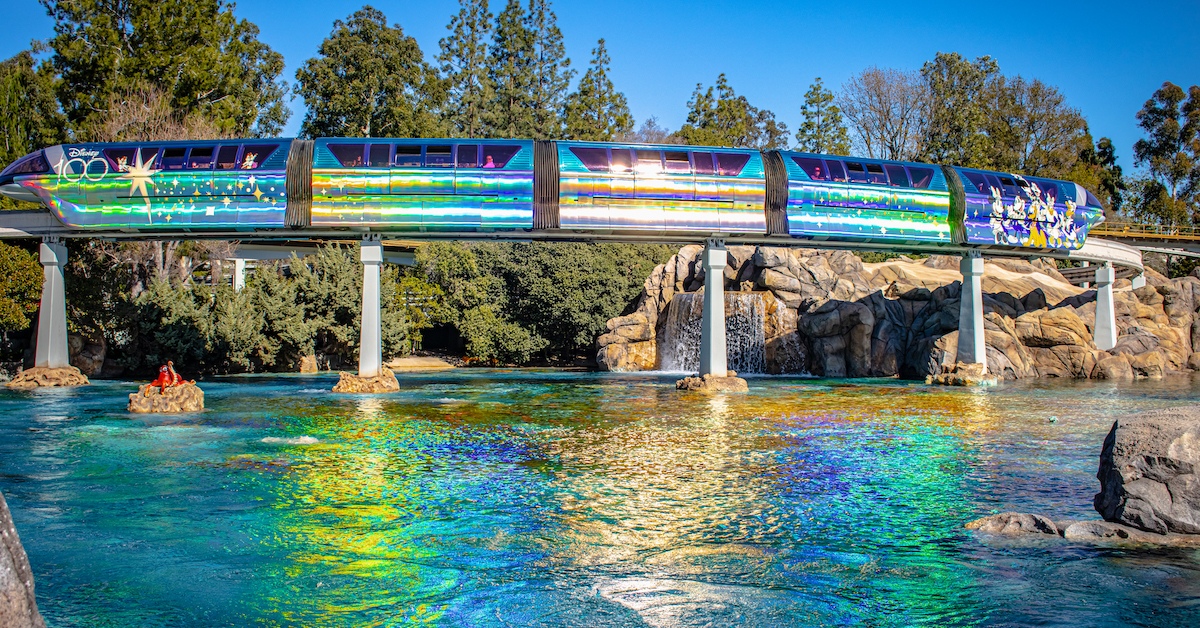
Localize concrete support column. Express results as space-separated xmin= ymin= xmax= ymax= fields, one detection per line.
xmin=35 ymin=238 xmax=69 ymax=368
xmin=233 ymin=259 xmax=246 ymax=291
xmin=1131 ymin=272 xmax=1146 ymax=289
xmin=699 ymin=238 xmax=728 ymax=377
xmin=358 ymin=235 xmax=383 ymax=378
xmin=1094 ymin=263 xmax=1117 ymax=351
xmin=956 ymin=252 xmax=986 ymax=368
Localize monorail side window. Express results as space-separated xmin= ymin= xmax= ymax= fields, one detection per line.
xmin=330 ymin=144 xmax=365 ymax=168
xmin=865 ymin=163 xmax=888 ymax=185
xmin=825 ymin=160 xmax=847 ymax=182
xmin=139 ymin=147 xmax=160 ymax=168
xmin=1031 ymin=179 xmax=1058 ymax=202
xmin=240 ymin=145 xmax=277 ymax=169
xmin=394 ymin=145 xmax=421 ymax=167
xmin=160 ymin=147 xmax=187 ymax=170
xmin=985 ymin=174 xmax=1004 ymax=195
xmin=961 ymin=171 xmax=988 ymax=193
xmin=103 ymin=148 xmax=137 ymax=172
xmin=791 ymin=156 xmax=828 ymax=181
xmin=217 ymin=146 xmax=241 ymax=170
xmin=716 ymin=153 xmax=750 ymax=176
xmin=569 ymin=147 xmax=609 ymax=172
xmin=884 ymin=164 xmax=909 ymax=187
xmin=664 ymin=151 xmax=690 ymax=174
xmin=187 ymin=147 xmax=214 ymax=169
xmin=483 ymin=145 xmax=521 ymax=168
xmin=845 ymin=161 xmax=869 ymax=184
xmin=610 ymin=149 xmax=632 ymax=173
xmin=908 ymin=167 xmax=933 ymax=189
xmin=426 ymin=145 xmax=453 ymax=167
xmin=457 ymin=145 xmax=480 ymax=168
xmin=998 ymin=176 xmax=1021 ymax=198
xmin=636 ymin=150 xmax=662 ymax=174
xmin=1085 ymin=190 xmax=1103 ymax=207
xmin=368 ymin=144 xmax=391 ymax=168
xmin=692 ymin=152 xmax=715 ymax=175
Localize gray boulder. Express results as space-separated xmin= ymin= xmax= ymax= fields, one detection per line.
xmin=1 ymin=492 xmax=47 ymax=628
xmin=1094 ymin=407 xmax=1200 ymax=534
xmin=964 ymin=512 xmax=1059 ymax=535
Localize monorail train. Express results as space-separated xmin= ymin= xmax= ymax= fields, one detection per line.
xmin=0 ymin=137 xmax=1106 ymax=251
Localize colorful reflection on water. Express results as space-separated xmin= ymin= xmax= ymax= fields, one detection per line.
xmin=2 ymin=372 xmax=1199 ymax=627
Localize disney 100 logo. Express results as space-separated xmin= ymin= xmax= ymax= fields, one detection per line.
xmin=67 ymin=147 xmax=100 ymax=159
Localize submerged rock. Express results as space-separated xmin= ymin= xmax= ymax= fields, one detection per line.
xmin=0 ymin=492 xmax=47 ymax=628
xmin=1062 ymin=520 xmax=1200 ymax=546
xmin=965 ymin=512 xmax=1059 ymax=535
xmin=128 ymin=382 xmax=204 ymax=413
xmin=5 ymin=366 xmax=90 ymax=389
xmin=926 ymin=362 xmax=997 ymax=386
xmin=1094 ymin=406 xmax=1200 ymax=535
xmin=676 ymin=372 xmax=749 ymax=393
xmin=332 ymin=367 xmax=400 ymax=393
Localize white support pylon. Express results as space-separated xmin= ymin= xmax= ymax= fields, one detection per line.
xmin=358 ymin=235 xmax=383 ymax=378
xmin=35 ymin=238 xmax=69 ymax=369
xmin=233 ymin=259 xmax=246 ymax=292
xmin=1094 ymin=263 xmax=1117 ymax=351
xmin=699 ymin=238 xmax=728 ymax=377
xmin=956 ymin=252 xmax=986 ymax=368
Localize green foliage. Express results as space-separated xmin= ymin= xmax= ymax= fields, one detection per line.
xmin=562 ymin=39 xmax=632 ymax=141
xmin=1132 ymin=81 xmax=1200 ymax=226
xmin=438 ymin=0 xmax=494 ymax=139
xmin=0 ymin=50 xmax=66 ymax=195
xmin=42 ymin=0 xmax=288 ymax=136
xmin=0 ymin=242 xmax=43 ymax=331
xmin=395 ymin=273 xmax=444 ymax=350
xmin=486 ymin=0 xmax=535 ymax=139
xmin=63 ymin=239 xmax=134 ymax=346
xmin=526 ymin=0 xmax=572 ymax=139
xmin=919 ymin=52 xmax=999 ymax=167
xmin=131 ymin=280 xmax=212 ymax=370
xmin=678 ymin=74 xmax=788 ymax=149
xmin=296 ymin=6 xmax=445 ymax=138
xmin=984 ymin=75 xmax=1089 ymax=178
xmin=1067 ymin=134 xmax=1126 ymax=214
xmin=793 ymin=78 xmax=850 ymax=155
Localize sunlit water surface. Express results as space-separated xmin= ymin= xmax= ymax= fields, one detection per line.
xmin=2 ymin=371 xmax=1200 ymax=627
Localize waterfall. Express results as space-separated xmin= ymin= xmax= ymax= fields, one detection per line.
xmin=658 ymin=292 xmax=766 ymax=373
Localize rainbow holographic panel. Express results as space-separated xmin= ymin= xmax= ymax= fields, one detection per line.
xmin=781 ymin=152 xmax=952 ymax=243
xmin=310 ymin=139 xmax=534 ymax=230
xmin=956 ymin=168 xmax=1105 ymax=251
xmin=557 ymin=142 xmax=767 ymax=234
xmin=14 ymin=143 xmax=289 ymax=229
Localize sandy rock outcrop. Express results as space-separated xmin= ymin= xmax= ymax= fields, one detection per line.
xmin=332 ymin=367 xmax=400 ymax=393
xmin=5 ymin=366 xmax=90 ymax=389
xmin=1094 ymin=406 xmax=1200 ymax=535
xmin=965 ymin=512 xmax=1059 ymax=535
xmin=128 ymin=382 xmax=204 ymax=413
xmin=0 ymin=493 xmax=46 ymax=628
xmin=676 ymin=372 xmax=749 ymax=393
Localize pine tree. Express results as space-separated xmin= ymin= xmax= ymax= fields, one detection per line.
xmin=296 ymin=6 xmax=445 ymax=138
xmin=677 ymin=74 xmax=788 ymax=149
xmin=920 ymin=52 xmax=999 ymax=167
xmin=486 ymin=0 xmax=535 ymax=139
xmin=438 ymin=0 xmax=494 ymax=139
xmin=562 ymin=39 xmax=632 ymax=141
xmin=793 ymin=78 xmax=850 ymax=155
xmin=526 ymin=0 xmax=573 ymax=139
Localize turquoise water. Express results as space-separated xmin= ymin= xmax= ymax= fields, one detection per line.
xmin=2 ymin=371 xmax=1199 ymax=627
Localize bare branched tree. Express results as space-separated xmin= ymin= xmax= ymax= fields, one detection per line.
xmin=838 ymin=67 xmax=929 ymax=160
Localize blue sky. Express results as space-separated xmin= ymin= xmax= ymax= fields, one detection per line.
xmin=4 ymin=0 xmax=1197 ymax=172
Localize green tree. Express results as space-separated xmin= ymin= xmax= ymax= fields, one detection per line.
xmin=526 ymin=0 xmax=572 ymax=139
xmin=41 ymin=0 xmax=288 ymax=136
xmin=793 ymin=77 xmax=850 ymax=155
xmin=1132 ymin=81 xmax=1200 ymax=226
xmin=486 ymin=0 xmax=535 ymax=139
xmin=920 ymin=52 xmax=999 ymax=167
xmin=0 ymin=50 xmax=65 ymax=177
xmin=677 ymin=74 xmax=788 ymax=149
xmin=0 ymin=242 xmax=43 ymax=331
xmin=438 ymin=0 xmax=494 ymax=138
xmin=562 ymin=39 xmax=633 ymax=141
xmin=1067 ymin=134 xmax=1126 ymax=215
xmin=984 ymin=75 xmax=1089 ymax=178
xmin=296 ymin=6 xmax=445 ymax=138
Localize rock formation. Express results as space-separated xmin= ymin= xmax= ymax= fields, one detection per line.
xmin=128 ymin=382 xmax=204 ymax=413
xmin=332 ymin=367 xmax=400 ymax=393
xmin=1094 ymin=407 xmax=1200 ymax=535
xmin=676 ymin=371 xmax=749 ymax=393
xmin=600 ymin=245 xmax=1200 ymax=380
xmin=0 ymin=492 xmax=47 ymax=628
xmin=5 ymin=366 xmax=90 ymax=389
xmin=965 ymin=512 xmax=1059 ymax=536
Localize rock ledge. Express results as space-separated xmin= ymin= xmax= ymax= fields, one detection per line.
xmin=676 ymin=371 xmax=749 ymax=393
xmin=5 ymin=366 xmax=90 ymax=389
xmin=926 ymin=362 xmax=997 ymax=386
xmin=128 ymin=382 xmax=204 ymax=413
xmin=332 ymin=367 xmax=400 ymax=393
